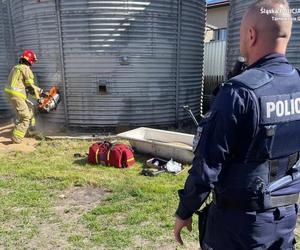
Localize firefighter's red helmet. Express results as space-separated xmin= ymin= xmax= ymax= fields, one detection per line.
xmin=21 ymin=50 xmax=37 ymax=65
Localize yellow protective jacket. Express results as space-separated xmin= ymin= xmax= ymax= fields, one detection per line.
xmin=4 ymin=64 xmax=41 ymax=100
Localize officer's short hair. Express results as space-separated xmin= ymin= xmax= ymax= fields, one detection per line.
xmin=247 ymin=0 xmax=292 ymax=38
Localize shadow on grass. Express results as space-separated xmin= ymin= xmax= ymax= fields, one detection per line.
xmin=73 ymin=153 xmax=150 ymax=166
xmin=73 ymin=157 xmax=89 ymax=166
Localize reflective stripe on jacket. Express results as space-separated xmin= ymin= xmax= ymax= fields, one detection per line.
xmin=4 ymin=87 xmax=27 ymax=99
xmin=5 ymin=64 xmax=37 ymax=99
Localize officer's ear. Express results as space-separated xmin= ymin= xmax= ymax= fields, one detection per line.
xmin=248 ymin=26 xmax=257 ymax=47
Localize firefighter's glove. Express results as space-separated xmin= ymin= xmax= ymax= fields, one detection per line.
xmin=37 ymin=98 xmax=43 ymax=105
xmin=32 ymin=85 xmax=43 ymax=99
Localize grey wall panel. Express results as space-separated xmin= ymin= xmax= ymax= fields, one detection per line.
xmin=203 ymin=41 xmax=226 ymax=113
xmin=204 ymin=41 xmax=226 ymax=76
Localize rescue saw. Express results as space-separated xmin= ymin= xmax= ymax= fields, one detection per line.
xmin=37 ymin=86 xmax=61 ymax=113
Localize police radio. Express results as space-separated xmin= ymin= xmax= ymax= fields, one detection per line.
xmin=212 ymin=56 xmax=246 ymax=96
xmin=227 ymin=56 xmax=246 ymax=79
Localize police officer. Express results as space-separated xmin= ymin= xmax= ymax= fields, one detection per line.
xmin=4 ymin=50 xmax=43 ymax=144
xmin=174 ymin=0 xmax=300 ymax=249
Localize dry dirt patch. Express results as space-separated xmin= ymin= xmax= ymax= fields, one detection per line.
xmin=0 ymin=122 xmax=38 ymax=153
xmin=25 ymin=186 xmax=107 ymax=249
xmin=53 ymin=186 xmax=107 ymax=220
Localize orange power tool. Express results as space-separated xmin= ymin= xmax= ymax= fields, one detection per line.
xmin=37 ymin=86 xmax=61 ymax=113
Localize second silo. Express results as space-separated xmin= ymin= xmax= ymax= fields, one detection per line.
xmin=0 ymin=0 xmax=13 ymax=118
xmin=8 ymin=0 xmax=205 ymax=127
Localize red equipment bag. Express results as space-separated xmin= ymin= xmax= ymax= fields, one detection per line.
xmin=88 ymin=141 xmax=135 ymax=168
xmin=88 ymin=141 xmax=112 ymax=165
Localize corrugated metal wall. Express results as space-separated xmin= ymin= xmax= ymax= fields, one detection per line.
xmin=60 ymin=0 xmax=179 ymax=126
xmin=9 ymin=0 xmax=67 ymax=125
xmin=6 ymin=0 xmax=205 ymax=127
xmin=203 ymin=40 xmax=226 ymax=112
xmin=204 ymin=41 xmax=226 ymax=76
xmin=178 ymin=0 xmax=206 ymax=119
xmin=227 ymin=0 xmax=300 ymax=73
xmin=0 ymin=0 xmax=11 ymax=118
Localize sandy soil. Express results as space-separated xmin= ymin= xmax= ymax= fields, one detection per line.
xmin=25 ymin=186 xmax=108 ymax=250
xmin=0 ymin=121 xmax=38 ymax=153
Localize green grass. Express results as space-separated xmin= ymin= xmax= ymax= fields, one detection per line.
xmin=0 ymin=139 xmax=299 ymax=249
xmin=0 ymin=140 xmax=199 ymax=249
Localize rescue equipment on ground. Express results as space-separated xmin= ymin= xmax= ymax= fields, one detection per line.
xmin=88 ymin=141 xmax=135 ymax=168
xmin=117 ymin=127 xmax=194 ymax=163
xmin=141 ymin=158 xmax=184 ymax=176
xmin=37 ymin=86 xmax=61 ymax=113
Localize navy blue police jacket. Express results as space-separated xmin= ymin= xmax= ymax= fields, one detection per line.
xmin=176 ymin=53 xmax=300 ymax=219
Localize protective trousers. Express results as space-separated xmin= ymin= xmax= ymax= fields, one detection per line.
xmin=9 ymin=95 xmax=34 ymax=143
xmin=201 ymin=203 xmax=298 ymax=250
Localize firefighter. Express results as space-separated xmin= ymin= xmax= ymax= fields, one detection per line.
xmin=4 ymin=50 xmax=43 ymax=144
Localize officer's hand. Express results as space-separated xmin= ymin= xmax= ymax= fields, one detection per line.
xmin=174 ymin=216 xmax=192 ymax=245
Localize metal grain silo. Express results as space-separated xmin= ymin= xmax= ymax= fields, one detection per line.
xmin=9 ymin=0 xmax=67 ymax=125
xmin=8 ymin=0 xmax=205 ymax=128
xmin=0 ymin=0 xmax=13 ymax=119
xmin=227 ymin=0 xmax=300 ymax=73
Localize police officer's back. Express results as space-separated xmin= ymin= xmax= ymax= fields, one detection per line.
xmin=174 ymin=0 xmax=300 ymax=249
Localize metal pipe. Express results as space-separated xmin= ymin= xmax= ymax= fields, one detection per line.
xmin=175 ymin=0 xmax=182 ymax=125
xmin=182 ymin=105 xmax=199 ymax=127
xmin=55 ymin=0 xmax=69 ymax=127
